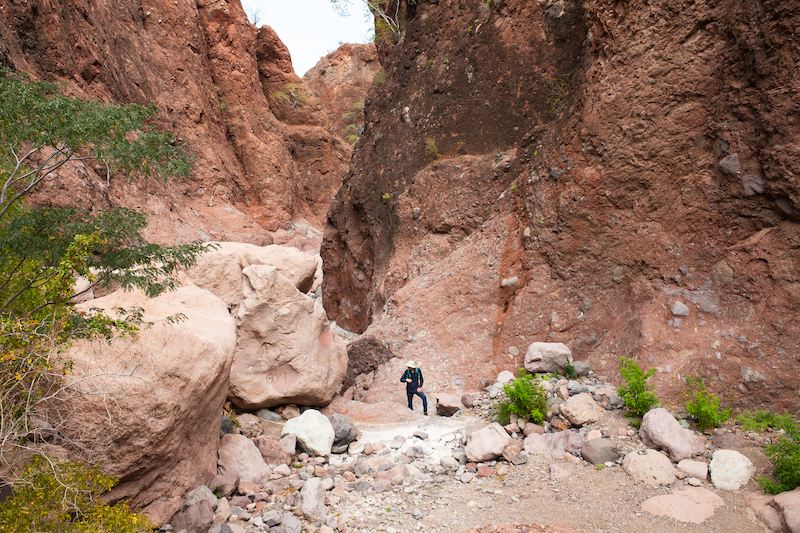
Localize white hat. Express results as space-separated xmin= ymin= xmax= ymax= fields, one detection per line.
xmin=406 ymin=360 xmax=416 ymax=368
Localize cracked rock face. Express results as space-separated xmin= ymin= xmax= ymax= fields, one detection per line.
xmin=322 ymin=0 xmax=800 ymax=412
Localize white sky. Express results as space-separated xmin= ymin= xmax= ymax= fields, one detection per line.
xmin=239 ymin=0 xmax=373 ymax=76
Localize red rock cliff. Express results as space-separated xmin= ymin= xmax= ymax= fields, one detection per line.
xmin=0 ymin=0 xmax=351 ymax=246
xmin=322 ymin=0 xmax=800 ymax=412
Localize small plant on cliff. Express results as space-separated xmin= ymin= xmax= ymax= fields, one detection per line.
xmin=424 ymin=136 xmax=441 ymax=161
xmin=342 ymin=100 xmax=366 ymax=146
xmin=0 ymin=454 xmax=151 ymax=532
xmin=495 ymin=368 xmax=547 ymax=424
xmin=373 ymin=69 xmax=386 ymax=87
xmin=683 ymin=376 xmax=730 ymax=431
xmin=331 ymin=0 xmax=413 ymax=43
xmin=544 ymin=74 xmax=571 ymax=114
xmin=617 ymin=356 xmax=658 ymax=418
xmin=270 ymin=83 xmax=309 ymax=109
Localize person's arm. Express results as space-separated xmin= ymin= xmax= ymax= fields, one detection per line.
xmin=418 ymin=369 xmax=424 ymax=388
xmin=400 ymin=369 xmax=409 ymax=383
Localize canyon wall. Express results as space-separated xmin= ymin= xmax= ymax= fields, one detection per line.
xmin=322 ymin=0 xmax=800 ymax=412
xmin=0 ymin=0 xmax=351 ymax=248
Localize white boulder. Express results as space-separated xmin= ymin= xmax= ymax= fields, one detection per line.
xmin=281 ymin=409 xmax=335 ymax=457
xmin=709 ymin=449 xmax=755 ymax=490
xmin=185 ymin=242 xmax=319 ymax=304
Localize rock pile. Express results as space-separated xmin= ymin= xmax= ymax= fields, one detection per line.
xmin=157 ymin=363 xmax=794 ymax=533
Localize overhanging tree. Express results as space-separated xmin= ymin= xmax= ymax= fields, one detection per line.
xmin=0 ymin=67 xmax=209 ymax=528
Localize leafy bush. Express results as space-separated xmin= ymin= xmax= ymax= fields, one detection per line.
xmin=495 ymin=369 xmax=547 ymax=424
xmin=0 ymin=455 xmax=151 ymax=532
xmin=738 ymin=410 xmax=800 ymax=494
xmin=617 ymin=357 xmax=658 ymax=417
xmin=563 ymin=358 xmax=577 ymax=380
xmin=684 ymin=376 xmax=730 ymax=431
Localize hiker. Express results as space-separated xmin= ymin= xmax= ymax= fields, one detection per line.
xmin=400 ymin=360 xmax=428 ymax=415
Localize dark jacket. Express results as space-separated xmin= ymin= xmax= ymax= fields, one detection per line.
xmin=400 ymin=367 xmax=424 ymax=391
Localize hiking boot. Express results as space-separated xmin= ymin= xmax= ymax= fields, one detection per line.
xmin=424 ymin=411 xmax=428 ymax=415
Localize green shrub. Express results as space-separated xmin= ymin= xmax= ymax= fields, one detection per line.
xmin=617 ymin=356 xmax=658 ymax=417
xmin=0 ymin=455 xmax=151 ymax=532
xmin=738 ymin=410 xmax=800 ymax=494
xmin=684 ymin=376 xmax=730 ymax=431
xmin=563 ymin=358 xmax=577 ymax=380
xmin=495 ymin=368 xmax=547 ymax=424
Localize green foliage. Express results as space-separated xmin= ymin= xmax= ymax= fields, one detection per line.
xmin=425 ymin=136 xmax=440 ymax=161
xmin=381 ymin=192 xmax=391 ymax=202
xmin=738 ymin=410 xmax=800 ymax=494
xmin=617 ymin=356 xmax=658 ymax=417
xmin=0 ymin=455 xmax=151 ymax=532
xmin=270 ymin=83 xmax=310 ymax=109
xmin=0 ymin=67 xmax=209 ymax=493
xmin=737 ymin=410 xmax=798 ymax=434
xmin=373 ymin=69 xmax=386 ymax=87
xmin=563 ymin=358 xmax=577 ymax=380
xmin=0 ymin=68 xmax=191 ymax=217
xmin=544 ymin=74 xmax=571 ymax=114
xmin=495 ymin=368 xmax=547 ymax=424
xmin=341 ymin=101 xmax=365 ymax=146
xmin=683 ymin=377 xmax=730 ymax=431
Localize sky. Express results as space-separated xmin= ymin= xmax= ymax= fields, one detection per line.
xmin=239 ymin=0 xmax=374 ymax=76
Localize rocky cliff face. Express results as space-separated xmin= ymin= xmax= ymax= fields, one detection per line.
xmin=0 ymin=0 xmax=350 ymax=246
xmin=305 ymin=43 xmax=380 ymax=145
xmin=323 ymin=0 xmax=800 ymax=412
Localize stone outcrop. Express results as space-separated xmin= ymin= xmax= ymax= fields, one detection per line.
xmin=229 ymin=265 xmax=348 ymax=409
xmin=61 ymin=284 xmax=236 ymax=521
xmin=321 ymin=0 xmax=800 ymax=412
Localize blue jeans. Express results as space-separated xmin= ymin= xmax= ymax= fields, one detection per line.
xmin=407 ymin=389 xmax=428 ymax=411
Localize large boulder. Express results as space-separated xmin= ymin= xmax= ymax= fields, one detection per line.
xmin=229 ymin=265 xmax=348 ymax=409
xmin=559 ymin=393 xmax=607 ymax=426
xmin=639 ymin=408 xmax=705 ymax=461
xmin=185 ymin=242 xmax=319 ymax=303
xmin=218 ymin=434 xmax=273 ymax=485
xmin=281 ymin=409 xmax=335 ymax=457
xmin=709 ymin=449 xmax=755 ymax=490
xmin=62 ymin=285 xmax=236 ymax=523
xmin=623 ymin=449 xmax=677 ymax=485
xmin=524 ymin=342 xmax=572 ymax=374
xmin=465 ymin=423 xmax=513 ymax=462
